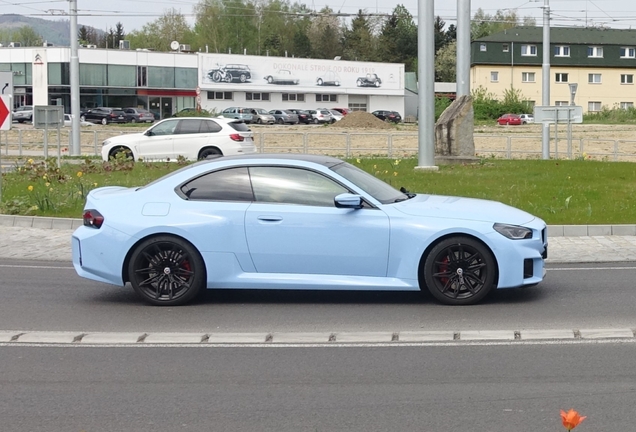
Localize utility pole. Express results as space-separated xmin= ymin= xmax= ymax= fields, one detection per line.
xmin=456 ymin=0 xmax=470 ymax=96
xmin=69 ymin=0 xmax=81 ymax=156
xmin=541 ymin=0 xmax=551 ymax=159
xmin=415 ymin=0 xmax=438 ymax=171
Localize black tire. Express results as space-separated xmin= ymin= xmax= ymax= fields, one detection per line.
xmin=128 ymin=236 xmax=205 ymax=306
xmin=375 ymin=81 xmax=380 ymax=87
xmin=212 ymin=71 xmax=221 ymax=82
xmin=276 ymin=118 xmax=284 ymax=125
xmin=357 ymin=79 xmax=363 ymax=87
xmin=223 ymin=73 xmax=232 ymax=83
xmin=131 ymin=118 xmax=137 ymax=124
xmin=101 ymin=117 xmax=108 ymax=125
xmin=199 ymin=147 xmax=222 ymax=159
xmin=108 ymin=146 xmax=133 ymax=160
xmin=313 ymin=118 xmax=319 ymax=124
xmin=256 ymin=118 xmax=262 ymax=124
xmin=317 ymin=78 xmax=323 ymax=86
xmin=267 ymin=76 xmax=274 ymax=84
xmin=17 ymin=120 xmax=24 ymax=124
xmin=422 ymin=236 xmax=496 ymax=305
xmin=240 ymin=74 xmax=247 ymax=83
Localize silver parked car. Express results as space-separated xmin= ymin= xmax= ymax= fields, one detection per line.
xmin=519 ymin=114 xmax=534 ymax=124
xmin=250 ymin=108 xmax=276 ymax=124
xmin=13 ymin=105 xmax=33 ymax=123
xmin=307 ymin=109 xmax=334 ymax=124
xmin=221 ymin=107 xmax=256 ymax=124
xmin=268 ymin=109 xmax=299 ymax=125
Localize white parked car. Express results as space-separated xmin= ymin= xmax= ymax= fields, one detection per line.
xmin=263 ymin=69 xmax=300 ymax=85
xmin=64 ymin=114 xmax=94 ymax=127
xmin=13 ymin=105 xmax=33 ymax=123
xmin=519 ymin=114 xmax=534 ymax=124
xmin=101 ymin=117 xmax=256 ymax=161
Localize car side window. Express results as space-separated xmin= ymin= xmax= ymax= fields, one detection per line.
xmin=200 ymin=120 xmax=222 ymax=133
xmin=249 ymin=166 xmax=348 ymax=207
xmin=176 ymin=119 xmax=202 ymax=134
xmin=179 ymin=167 xmax=253 ymax=201
xmin=149 ymin=119 xmax=179 ymax=136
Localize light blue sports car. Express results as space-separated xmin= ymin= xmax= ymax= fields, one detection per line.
xmin=72 ymin=155 xmax=547 ymax=306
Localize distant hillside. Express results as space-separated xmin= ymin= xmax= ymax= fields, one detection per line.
xmin=0 ymin=14 xmax=104 ymax=46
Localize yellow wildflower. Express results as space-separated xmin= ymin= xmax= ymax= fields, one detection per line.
xmin=45 ymin=182 xmax=50 ymax=187
xmin=77 ymin=171 xmax=83 ymax=178
xmin=356 ymin=158 xmax=361 ymax=164
xmin=394 ymin=159 xmax=401 ymax=165
xmin=43 ymin=174 xmax=47 ymax=179
xmin=77 ymin=191 xmax=83 ymax=195
xmin=93 ymin=182 xmax=98 ymax=187
xmin=393 ymin=172 xmax=398 ymax=176
xmin=373 ymin=164 xmax=377 ymax=169
xmin=27 ymin=185 xmax=33 ymax=192
xmin=27 ymin=158 xmax=33 ymax=164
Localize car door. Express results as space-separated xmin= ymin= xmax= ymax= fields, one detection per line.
xmin=244 ymin=166 xmax=390 ymax=277
xmin=173 ymin=119 xmax=213 ymax=159
xmin=136 ymin=119 xmax=179 ymax=160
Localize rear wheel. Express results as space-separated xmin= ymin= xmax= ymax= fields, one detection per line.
xmin=101 ymin=118 xmax=108 ymax=125
xmin=423 ymin=236 xmax=496 ymax=305
xmin=128 ymin=236 xmax=205 ymax=306
xmin=317 ymin=78 xmax=323 ymax=85
xmin=277 ymin=118 xmax=284 ymax=125
xmin=199 ymin=147 xmax=222 ymax=159
xmin=131 ymin=118 xmax=137 ymax=124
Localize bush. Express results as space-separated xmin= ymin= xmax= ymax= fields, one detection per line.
xmin=471 ymin=86 xmax=533 ymax=120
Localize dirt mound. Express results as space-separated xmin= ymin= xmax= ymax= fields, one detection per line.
xmin=332 ymin=111 xmax=394 ymax=129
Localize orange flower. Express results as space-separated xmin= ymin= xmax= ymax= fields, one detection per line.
xmin=561 ymin=409 xmax=587 ymax=431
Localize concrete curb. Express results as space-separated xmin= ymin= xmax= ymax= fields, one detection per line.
xmin=1 ymin=328 xmax=635 ymax=345
xmin=1 ymin=215 xmax=635 ymax=237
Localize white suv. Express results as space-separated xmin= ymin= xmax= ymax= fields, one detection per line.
xmin=101 ymin=117 xmax=256 ymax=161
xmin=13 ymin=105 xmax=33 ymax=123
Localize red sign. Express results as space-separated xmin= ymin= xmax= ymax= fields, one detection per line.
xmin=0 ymin=95 xmax=10 ymax=130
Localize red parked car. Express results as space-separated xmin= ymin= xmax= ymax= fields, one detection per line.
xmin=497 ymin=114 xmax=522 ymax=125
xmin=331 ymin=107 xmax=350 ymax=115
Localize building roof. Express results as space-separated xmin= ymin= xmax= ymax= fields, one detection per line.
xmin=477 ymin=26 xmax=636 ymax=45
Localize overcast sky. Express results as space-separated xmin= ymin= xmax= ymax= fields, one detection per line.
xmin=4 ymin=0 xmax=636 ymax=32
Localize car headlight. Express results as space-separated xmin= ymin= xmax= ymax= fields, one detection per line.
xmin=493 ymin=223 xmax=532 ymax=240
xmin=102 ymin=139 xmax=111 ymax=147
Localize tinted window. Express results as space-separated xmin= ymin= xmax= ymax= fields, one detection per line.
xmin=176 ymin=119 xmax=202 ymax=134
xmin=331 ymin=162 xmax=406 ymax=204
xmin=180 ymin=167 xmax=253 ymax=201
xmin=200 ymin=120 xmax=222 ymax=133
xmin=250 ymin=166 xmax=348 ymax=207
xmin=227 ymin=122 xmax=250 ymax=132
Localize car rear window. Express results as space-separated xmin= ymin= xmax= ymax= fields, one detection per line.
xmin=227 ymin=122 xmax=251 ymax=132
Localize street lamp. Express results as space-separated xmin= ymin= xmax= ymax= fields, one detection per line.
xmin=569 ymin=83 xmax=578 ymax=106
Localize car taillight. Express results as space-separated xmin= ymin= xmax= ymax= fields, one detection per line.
xmin=229 ymin=133 xmax=244 ymax=142
xmin=83 ymin=210 xmax=104 ymax=229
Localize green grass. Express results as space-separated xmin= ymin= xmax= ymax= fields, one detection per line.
xmin=2 ymin=156 xmax=636 ymax=224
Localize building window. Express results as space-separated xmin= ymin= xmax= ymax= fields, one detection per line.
xmin=521 ymin=45 xmax=537 ymax=56
xmin=555 ymin=73 xmax=569 ymax=83
xmin=588 ymin=101 xmax=602 ymax=112
xmin=621 ymin=74 xmax=634 ymax=84
xmin=502 ymin=44 xmax=509 ymax=52
xmin=480 ymin=43 xmax=487 ymax=52
xmin=246 ymin=92 xmax=270 ymax=101
xmin=207 ymin=91 xmax=233 ymax=100
xmin=587 ymin=46 xmax=603 ymax=58
xmin=555 ymin=101 xmax=569 ymax=106
xmin=620 ymin=102 xmax=634 ymax=110
xmin=315 ymin=94 xmax=337 ymax=102
xmin=282 ymin=93 xmax=305 ymax=102
xmin=137 ymin=66 xmax=147 ymax=87
xmin=522 ymin=72 xmax=535 ymax=83
xmin=588 ymin=73 xmax=602 ymax=84
xmin=620 ymin=47 xmax=635 ymax=58
xmin=554 ymin=46 xmax=570 ymax=57
xmin=490 ymin=71 xmax=499 ymax=82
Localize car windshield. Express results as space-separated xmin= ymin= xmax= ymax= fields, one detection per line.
xmin=255 ymin=109 xmax=269 ymax=114
xmin=330 ymin=162 xmax=409 ymax=204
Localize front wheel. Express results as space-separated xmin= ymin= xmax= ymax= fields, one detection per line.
xmin=130 ymin=118 xmax=137 ymax=124
xmin=128 ymin=236 xmax=205 ymax=306
xmin=101 ymin=118 xmax=108 ymax=125
xmin=422 ymin=236 xmax=496 ymax=305
xmin=317 ymin=78 xmax=323 ymax=86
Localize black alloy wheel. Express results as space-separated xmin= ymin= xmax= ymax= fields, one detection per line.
xmin=199 ymin=147 xmax=222 ymax=159
xmin=129 ymin=236 xmax=205 ymax=306
xmin=423 ymin=236 xmax=496 ymax=305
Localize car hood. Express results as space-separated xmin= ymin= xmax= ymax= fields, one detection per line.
xmin=106 ymin=133 xmax=145 ymax=143
xmin=393 ymin=194 xmax=536 ymax=226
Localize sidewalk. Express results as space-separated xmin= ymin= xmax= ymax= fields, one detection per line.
xmin=1 ymin=215 xmax=636 ymax=263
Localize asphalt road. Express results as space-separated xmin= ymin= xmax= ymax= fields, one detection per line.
xmin=1 ymin=259 xmax=636 ymax=332
xmin=1 ymin=342 xmax=634 ymax=431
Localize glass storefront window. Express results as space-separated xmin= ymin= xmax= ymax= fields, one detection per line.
xmin=80 ymin=64 xmax=107 ymax=86
xmin=175 ymin=68 xmax=197 ymax=89
xmin=148 ymin=67 xmax=175 ymax=88
xmin=108 ymin=64 xmax=136 ymax=87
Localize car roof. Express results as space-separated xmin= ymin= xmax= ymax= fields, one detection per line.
xmin=208 ymin=153 xmax=344 ymax=168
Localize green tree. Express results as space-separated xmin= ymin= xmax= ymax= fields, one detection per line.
xmin=128 ymin=9 xmax=194 ymax=51
xmin=194 ymin=0 xmax=258 ymax=54
xmin=12 ymin=26 xmax=42 ymax=47
xmin=471 ymin=8 xmax=535 ymax=40
xmin=435 ymin=40 xmax=456 ymax=82
xmin=377 ymin=5 xmax=417 ymax=70
xmin=307 ymin=7 xmax=343 ymax=59
xmin=434 ymin=16 xmax=446 ymax=52
xmin=342 ymin=10 xmax=376 ymax=61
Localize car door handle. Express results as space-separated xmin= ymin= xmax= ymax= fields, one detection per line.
xmin=257 ymin=215 xmax=283 ymax=222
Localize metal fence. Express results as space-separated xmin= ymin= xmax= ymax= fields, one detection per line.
xmin=2 ymin=128 xmax=636 ymax=162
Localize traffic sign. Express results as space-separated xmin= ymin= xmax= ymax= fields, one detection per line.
xmin=0 ymin=95 xmax=11 ymax=130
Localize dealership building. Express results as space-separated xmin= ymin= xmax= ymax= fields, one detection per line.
xmin=0 ymin=46 xmax=406 ymax=120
